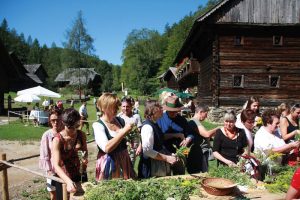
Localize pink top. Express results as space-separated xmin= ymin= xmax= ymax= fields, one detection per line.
xmin=39 ymin=129 xmax=57 ymax=172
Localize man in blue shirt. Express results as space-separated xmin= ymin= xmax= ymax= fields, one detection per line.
xmin=157 ymin=95 xmax=194 ymax=175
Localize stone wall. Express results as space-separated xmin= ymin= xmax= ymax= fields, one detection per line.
xmin=207 ymin=106 xmax=275 ymax=123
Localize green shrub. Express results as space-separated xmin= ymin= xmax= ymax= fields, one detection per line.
xmin=85 ymin=178 xmax=202 ymax=200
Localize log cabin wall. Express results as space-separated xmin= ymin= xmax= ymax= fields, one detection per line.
xmin=173 ymin=0 xmax=300 ymax=107
xmin=217 ymin=26 xmax=300 ymax=106
xmin=197 ymin=55 xmax=214 ymax=105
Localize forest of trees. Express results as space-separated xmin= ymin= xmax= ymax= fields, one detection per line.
xmin=0 ymin=0 xmax=220 ymax=96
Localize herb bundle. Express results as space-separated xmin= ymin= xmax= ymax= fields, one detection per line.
xmin=84 ymin=178 xmax=202 ymax=200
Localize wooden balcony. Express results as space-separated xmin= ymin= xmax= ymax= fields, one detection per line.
xmin=176 ymin=58 xmax=200 ymax=84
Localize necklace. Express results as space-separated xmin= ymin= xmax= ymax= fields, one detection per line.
xmin=224 ymin=127 xmax=240 ymax=158
xmin=61 ymin=131 xmax=77 ymax=150
xmin=224 ymin=127 xmax=237 ymax=140
xmin=102 ymin=117 xmax=115 ymax=124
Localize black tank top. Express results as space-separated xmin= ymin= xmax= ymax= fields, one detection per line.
xmin=285 ymin=117 xmax=299 ymax=143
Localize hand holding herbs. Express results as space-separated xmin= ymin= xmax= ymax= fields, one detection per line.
xmin=126 ymin=124 xmax=140 ymax=141
xmin=173 ymin=145 xmax=190 ymax=160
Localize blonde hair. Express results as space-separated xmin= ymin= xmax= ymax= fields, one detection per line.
xmin=97 ymin=93 xmax=121 ymax=112
xmin=159 ymin=91 xmax=176 ymax=105
xmin=277 ymin=103 xmax=290 ymax=114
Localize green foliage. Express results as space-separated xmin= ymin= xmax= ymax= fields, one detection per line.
xmin=64 ymin=10 xmax=94 ymax=55
xmin=121 ymin=28 xmax=167 ymax=95
xmin=265 ymin=166 xmax=296 ymax=193
xmin=85 ymin=178 xmax=201 ymax=200
xmin=208 ymin=165 xmax=253 ymax=186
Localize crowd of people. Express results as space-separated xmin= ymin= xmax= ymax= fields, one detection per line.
xmin=38 ymin=93 xmax=300 ymax=200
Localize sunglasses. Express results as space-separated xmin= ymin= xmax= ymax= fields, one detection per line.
xmin=50 ymin=119 xmax=60 ymax=123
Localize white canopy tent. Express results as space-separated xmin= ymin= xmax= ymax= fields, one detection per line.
xmin=14 ymin=94 xmax=41 ymax=103
xmin=17 ymin=86 xmax=61 ymax=98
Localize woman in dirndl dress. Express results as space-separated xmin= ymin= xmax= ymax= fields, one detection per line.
xmin=92 ymin=93 xmax=135 ymax=180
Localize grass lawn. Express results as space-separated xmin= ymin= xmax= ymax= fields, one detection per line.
xmin=1 ymin=92 xmax=218 ymax=141
xmin=0 ymin=121 xmax=48 ymax=141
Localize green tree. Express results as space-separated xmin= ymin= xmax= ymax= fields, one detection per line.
xmin=121 ymin=28 xmax=166 ymax=94
xmin=64 ymin=10 xmax=95 ymax=98
xmin=27 ymin=38 xmax=41 ymax=63
xmin=0 ymin=18 xmax=10 ymax=46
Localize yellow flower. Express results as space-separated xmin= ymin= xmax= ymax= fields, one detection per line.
xmin=255 ymin=116 xmax=263 ymax=126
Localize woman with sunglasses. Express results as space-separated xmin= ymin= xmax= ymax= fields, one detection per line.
xmin=52 ymin=108 xmax=88 ymax=195
xmin=39 ymin=108 xmax=63 ymax=200
xmin=93 ymin=93 xmax=135 ymax=180
xmin=280 ymin=103 xmax=300 ymax=143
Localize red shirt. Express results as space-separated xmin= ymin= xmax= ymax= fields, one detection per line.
xmin=291 ymin=168 xmax=300 ymax=190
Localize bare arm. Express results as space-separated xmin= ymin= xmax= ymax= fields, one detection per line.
xmin=153 ymin=152 xmax=177 ymax=165
xmin=286 ymin=185 xmax=300 ymax=200
xmin=213 ymin=151 xmax=237 ymax=167
xmin=272 ymin=141 xmax=300 ymax=154
xmin=197 ymin=126 xmax=219 ymax=138
xmin=280 ymin=118 xmax=300 ymax=141
xmin=52 ymin=138 xmax=76 ymax=192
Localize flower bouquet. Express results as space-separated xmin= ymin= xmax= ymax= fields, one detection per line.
xmin=173 ymin=145 xmax=190 ymax=165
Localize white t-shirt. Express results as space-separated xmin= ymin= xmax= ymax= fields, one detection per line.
xmin=79 ymin=104 xmax=88 ymax=117
xmin=254 ymin=126 xmax=286 ymax=156
xmin=117 ymin=112 xmax=142 ymax=128
xmin=235 ymin=113 xmax=243 ymax=129
xmin=237 ymin=122 xmax=253 ymax=151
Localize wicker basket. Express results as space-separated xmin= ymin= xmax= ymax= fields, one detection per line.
xmin=201 ymin=178 xmax=236 ymax=196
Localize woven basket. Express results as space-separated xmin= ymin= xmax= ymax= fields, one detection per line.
xmin=201 ymin=178 xmax=236 ymax=196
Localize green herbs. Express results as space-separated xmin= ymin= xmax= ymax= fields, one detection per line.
xmin=265 ymin=166 xmax=296 ymax=193
xmin=208 ymin=165 xmax=253 ymax=187
xmin=84 ymin=178 xmax=201 ymax=200
xmin=295 ymin=133 xmax=300 ymax=140
xmin=126 ymin=125 xmax=140 ymax=141
xmin=173 ymin=145 xmax=190 ymax=160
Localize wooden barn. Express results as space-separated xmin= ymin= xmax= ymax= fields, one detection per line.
xmin=157 ymin=67 xmax=179 ymax=90
xmin=172 ymin=0 xmax=300 ymax=107
xmin=0 ymin=40 xmax=37 ymax=113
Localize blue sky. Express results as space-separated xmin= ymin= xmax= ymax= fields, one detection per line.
xmin=0 ymin=0 xmax=208 ymax=65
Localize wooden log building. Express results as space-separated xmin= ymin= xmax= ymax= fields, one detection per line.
xmin=171 ymin=0 xmax=300 ymax=107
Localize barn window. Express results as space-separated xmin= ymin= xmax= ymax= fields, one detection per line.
xmin=273 ymin=36 xmax=283 ymax=46
xmin=233 ymin=75 xmax=244 ymax=88
xmin=269 ymin=75 xmax=280 ymax=88
xmin=234 ymin=36 xmax=244 ymax=46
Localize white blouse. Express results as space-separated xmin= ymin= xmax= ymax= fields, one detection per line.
xmin=141 ymin=124 xmax=159 ymax=159
xmin=93 ymin=120 xmax=119 ymax=152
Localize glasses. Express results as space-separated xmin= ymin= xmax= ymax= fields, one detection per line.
xmin=50 ymin=119 xmax=59 ymax=123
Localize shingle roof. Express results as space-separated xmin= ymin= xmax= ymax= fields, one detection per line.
xmin=157 ymin=67 xmax=177 ymax=80
xmin=24 ymin=64 xmax=41 ymax=74
xmin=26 ymin=73 xmax=43 ymax=84
xmin=55 ymin=68 xmax=100 ymax=85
